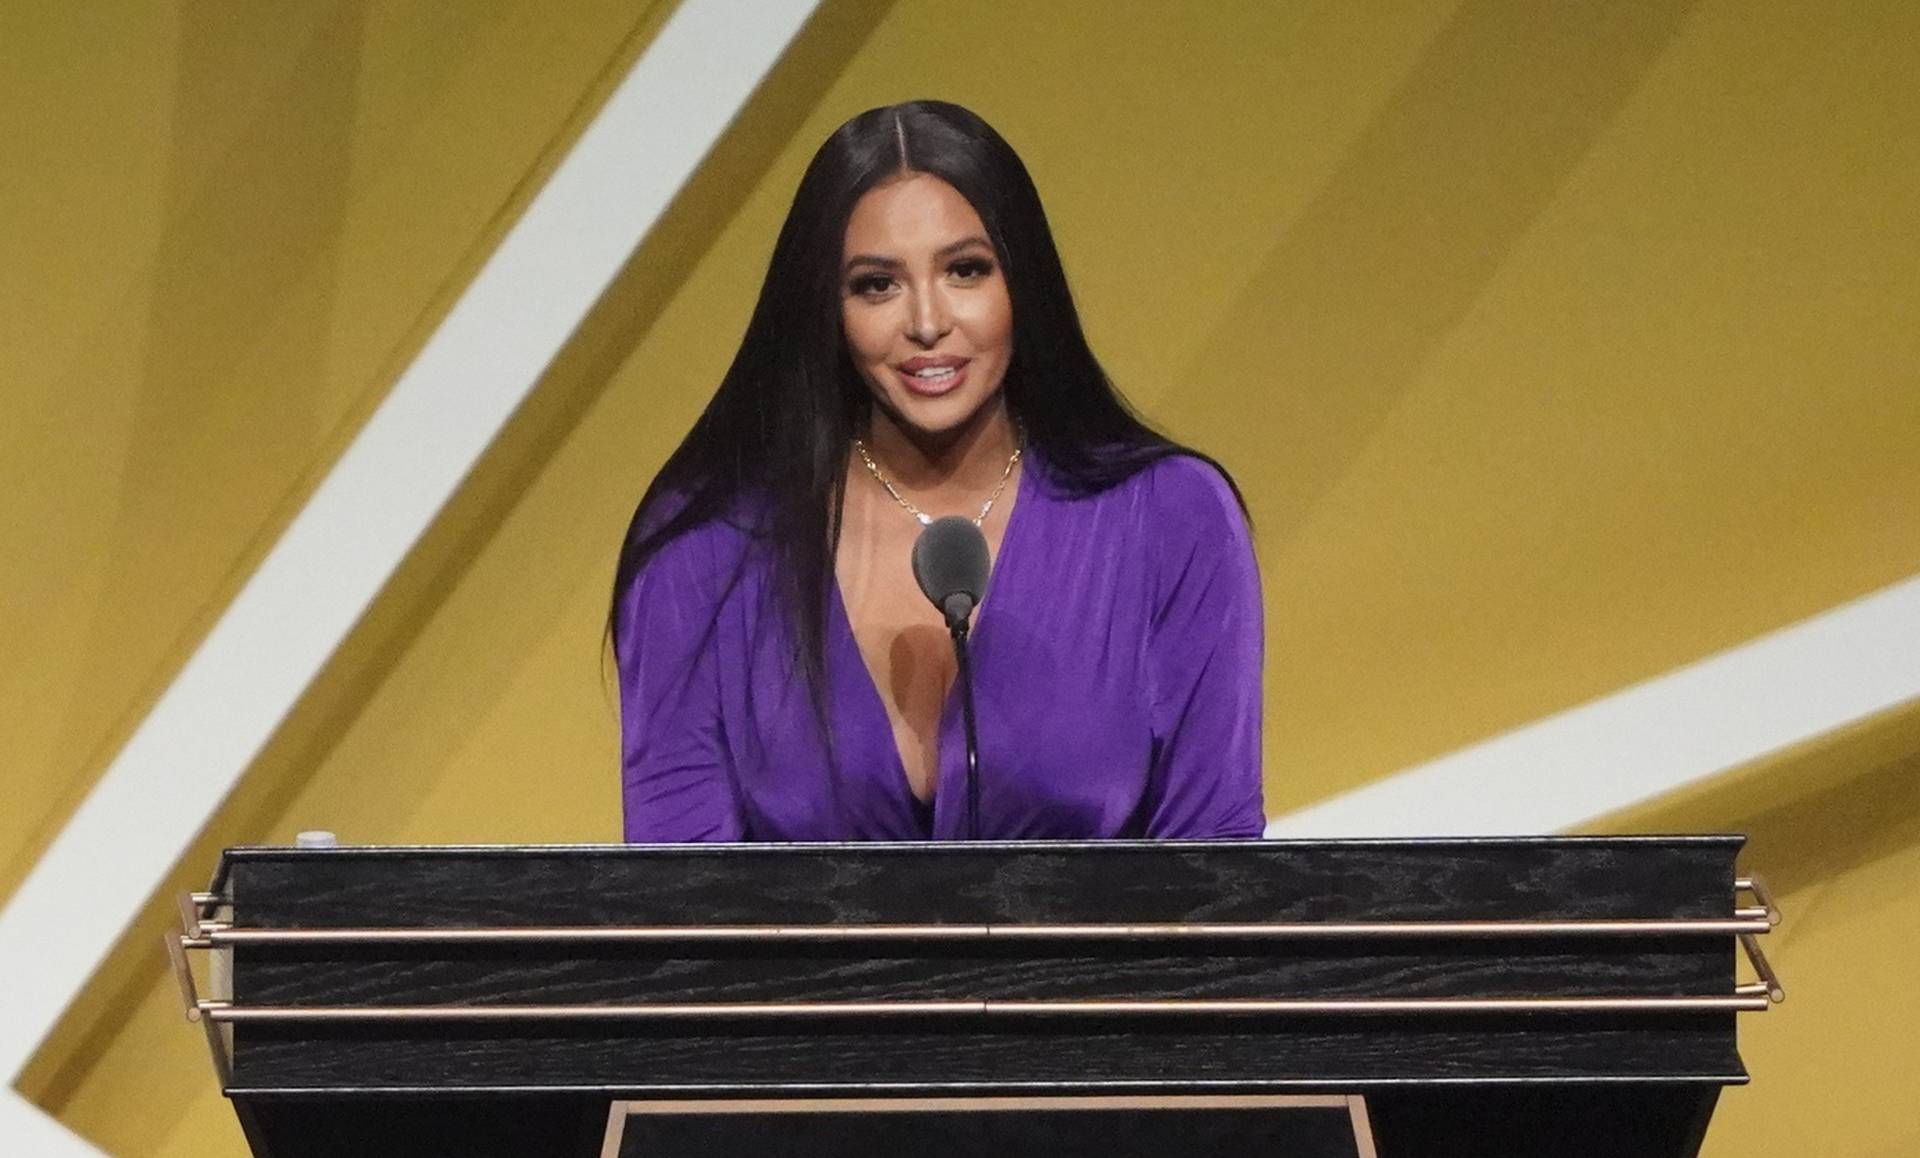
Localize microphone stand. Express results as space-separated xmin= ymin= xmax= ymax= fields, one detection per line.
xmin=944 ymin=597 xmax=983 ymax=841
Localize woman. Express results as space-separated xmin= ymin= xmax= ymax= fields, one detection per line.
xmin=612 ymin=101 xmax=1263 ymax=842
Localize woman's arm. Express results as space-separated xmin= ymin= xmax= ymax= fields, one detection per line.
xmin=1141 ymin=457 xmax=1267 ymax=838
xmin=616 ymin=528 xmax=745 ymax=842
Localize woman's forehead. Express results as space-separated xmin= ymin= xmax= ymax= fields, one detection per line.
xmin=843 ymin=174 xmax=987 ymax=260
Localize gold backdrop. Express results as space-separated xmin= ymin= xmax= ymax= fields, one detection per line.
xmin=3 ymin=2 xmax=1917 ymax=1154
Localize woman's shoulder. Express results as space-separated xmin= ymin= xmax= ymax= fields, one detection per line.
xmin=1031 ymin=450 xmax=1249 ymax=579
xmin=1132 ymin=452 xmax=1243 ymax=519
xmin=618 ymin=492 xmax=772 ymax=613
xmin=1060 ymin=450 xmax=1244 ymax=536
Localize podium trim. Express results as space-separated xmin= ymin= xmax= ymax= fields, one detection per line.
xmin=600 ymin=1093 xmax=1377 ymax=1158
xmin=186 ymin=914 xmax=1775 ymax=945
xmin=194 ymin=991 xmax=1772 ymax=1024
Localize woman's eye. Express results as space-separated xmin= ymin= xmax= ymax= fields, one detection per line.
xmin=849 ymin=274 xmax=894 ymax=297
xmin=950 ymin=257 xmax=994 ymax=280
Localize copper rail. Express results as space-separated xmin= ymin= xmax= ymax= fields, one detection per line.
xmin=173 ymin=877 xmax=1783 ymax=943
xmin=180 ymin=914 xmax=1780 ymax=949
xmin=166 ymin=870 xmax=1785 ymax=1096
xmin=190 ymin=991 xmax=1774 ymax=1026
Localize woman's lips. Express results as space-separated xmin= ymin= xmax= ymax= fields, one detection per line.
xmin=895 ymin=359 xmax=970 ymax=397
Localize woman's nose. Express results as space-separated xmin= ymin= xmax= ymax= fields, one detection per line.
xmin=905 ymin=285 xmax=952 ymax=346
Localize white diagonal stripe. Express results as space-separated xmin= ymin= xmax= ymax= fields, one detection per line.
xmin=0 ymin=0 xmax=823 ymax=1142
xmin=0 ymin=1093 xmax=102 ymax=1157
xmin=1267 ymin=572 xmax=1920 ymax=838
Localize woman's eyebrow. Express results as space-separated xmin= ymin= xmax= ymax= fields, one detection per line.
xmin=843 ymin=235 xmax=993 ymax=272
xmin=936 ymin=234 xmax=993 ymax=257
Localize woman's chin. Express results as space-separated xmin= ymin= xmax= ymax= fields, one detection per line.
xmin=877 ymin=389 xmax=1004 ymax=441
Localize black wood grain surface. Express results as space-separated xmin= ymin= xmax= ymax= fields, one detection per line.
xmin=230 ymin=1014 xmax=1740 ymax=1092
xmin=221 ymin=838 xmax=1741 ymax=927
xmin=234 ymin=937 xmax=1730 ymax=1007
xmin=213 ymin=839 xmax=1749 ymax=1096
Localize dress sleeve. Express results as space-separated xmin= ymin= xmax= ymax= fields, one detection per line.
xmin=615 ymin=527 xmax=744 ymax=842
xmin=1141 ymin=458 xmax=1267 ymax=838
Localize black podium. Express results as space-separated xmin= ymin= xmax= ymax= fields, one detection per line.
xmin=169 ymin=838 xmax=1782 ymax=1157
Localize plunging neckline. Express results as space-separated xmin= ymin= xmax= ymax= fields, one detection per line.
xmin=830 ymin=458 xmax=1033 ymax=832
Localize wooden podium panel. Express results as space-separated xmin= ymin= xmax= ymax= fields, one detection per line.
xmin=170 ymin=838 xmax=1779 ymax=1157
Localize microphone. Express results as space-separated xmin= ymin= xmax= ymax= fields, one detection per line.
xmin=911 ymin=517 xmax=992 ymax=839
xmin=911 ymin=516 xmax=991 ymax=633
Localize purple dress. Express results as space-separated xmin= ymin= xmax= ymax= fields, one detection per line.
xmin=617 ymin=451 xmax=1264 ymax=841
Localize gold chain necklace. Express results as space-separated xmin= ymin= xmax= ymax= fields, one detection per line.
xmin=852 ymin=433 xmax=1023 ymax=527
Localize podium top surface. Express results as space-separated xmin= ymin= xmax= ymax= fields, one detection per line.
xmin=211 ymin=836 xmax=1746 ymax=927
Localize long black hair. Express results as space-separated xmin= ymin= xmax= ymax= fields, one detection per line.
xmin=610 ymin=100 xmax=1234 ymax=691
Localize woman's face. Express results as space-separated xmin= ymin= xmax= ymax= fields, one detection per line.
xmin=841 ymin=173 xmax=1013 ymax=441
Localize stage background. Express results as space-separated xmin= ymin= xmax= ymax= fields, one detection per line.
xmin=3 ymin=1 xmax=1916 ymax=1154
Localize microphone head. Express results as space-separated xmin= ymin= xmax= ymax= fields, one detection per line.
xmin=912 ymin=516 xmax=991 ymax=629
